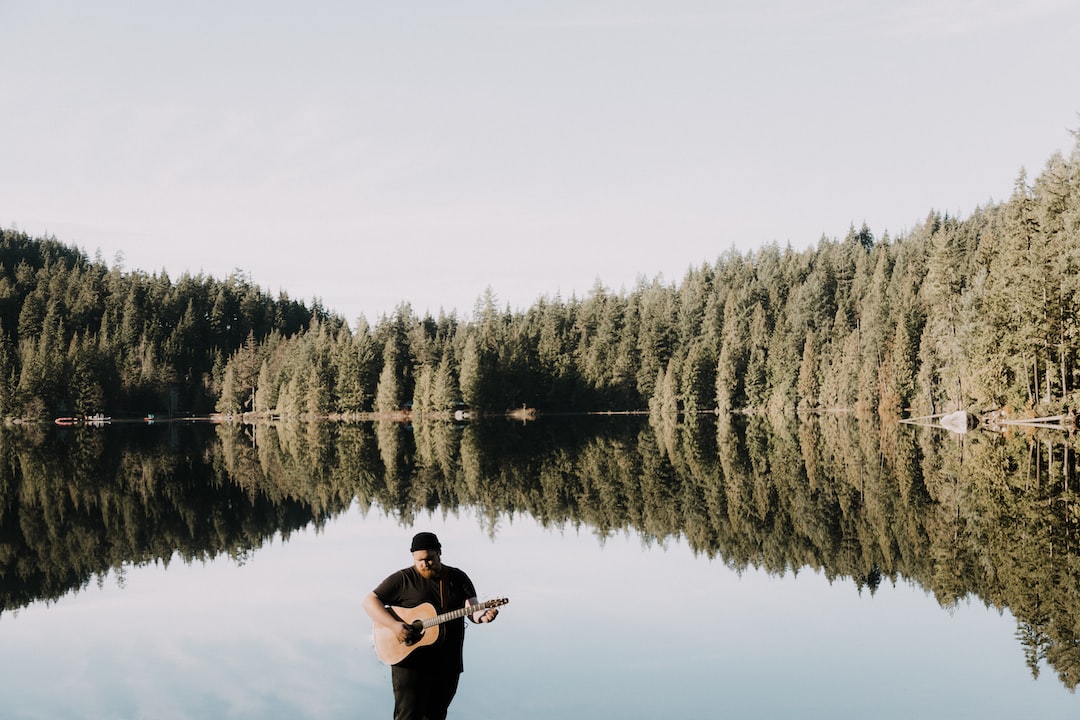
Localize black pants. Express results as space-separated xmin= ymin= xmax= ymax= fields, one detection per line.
xmin=391 ymin=665 xmax=461 ymax=720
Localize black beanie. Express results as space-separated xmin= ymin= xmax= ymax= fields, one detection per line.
xmin=410 ymin=532 xmax=442 ymax=552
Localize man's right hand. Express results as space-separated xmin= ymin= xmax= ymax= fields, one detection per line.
xmin=397 ymin=623 xmax=420 ymax=644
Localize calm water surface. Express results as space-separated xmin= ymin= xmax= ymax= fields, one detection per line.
xmin=0 ymin=507 xmax=1074 ymax=719
xmin=0 ymin=418 xmax=1077 ymax=718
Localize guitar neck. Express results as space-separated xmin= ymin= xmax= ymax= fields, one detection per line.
xmin=422 ymin=600 xmax=501 ymax=629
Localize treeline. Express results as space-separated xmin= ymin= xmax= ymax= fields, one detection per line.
xmin=6 ymin=135 xmax=1080 ymax=419
xmin=215 ymin=135 xmax=1080 ymax=419
xmin=0 ymin=230 xmax=341 ymax=418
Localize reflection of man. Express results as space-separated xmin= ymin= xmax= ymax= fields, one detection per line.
xmin=363 ymin=532 xmax=499 ymax=720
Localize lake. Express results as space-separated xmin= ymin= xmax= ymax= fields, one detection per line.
xmin=0 ymin=416 xmax=1077 ymax=719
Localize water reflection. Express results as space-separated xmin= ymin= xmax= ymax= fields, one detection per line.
xmin=0 ymin=414 xmax=1078 ymax=691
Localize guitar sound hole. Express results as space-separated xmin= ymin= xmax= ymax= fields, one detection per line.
xmin=405 ymin=621 xmax=424 ymax=646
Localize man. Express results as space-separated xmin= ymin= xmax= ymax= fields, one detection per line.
xmin=363 ymin=532 xmax=499 ymax=720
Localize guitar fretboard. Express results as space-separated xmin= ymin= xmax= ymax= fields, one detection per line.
xmin=421 ymin=598 xmax=508 ymax=629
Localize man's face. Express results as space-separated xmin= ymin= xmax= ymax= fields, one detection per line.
xmin=412 ymin=549 xmax=442 ymax=579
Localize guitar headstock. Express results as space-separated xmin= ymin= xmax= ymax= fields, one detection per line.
xmin=486 ymin=597 xmax=509 ymax=608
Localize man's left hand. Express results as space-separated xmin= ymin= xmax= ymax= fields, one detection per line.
xmin=474 ymin=607 xmax=498 ymax=623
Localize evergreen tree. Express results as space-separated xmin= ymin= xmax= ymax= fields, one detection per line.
xmin=375 ymin=337 xmax=402 ymax=414
xmin=715 ymin=289 xmax=749 ymax=414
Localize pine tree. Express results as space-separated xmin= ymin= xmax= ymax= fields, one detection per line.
xmin=431 ymin=355 xmax=458 ymax=411
xmin=375 ymin=337 xmax=401 ymax=414
xmin=715 ymin=289 xmax=749 ymax=414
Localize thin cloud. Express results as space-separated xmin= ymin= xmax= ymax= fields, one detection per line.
xmin=853 ymin=0 xmax=1070 ymax=39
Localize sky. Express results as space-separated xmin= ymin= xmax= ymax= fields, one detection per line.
xmin=2 ymin=1 xmax=1078 ymax=326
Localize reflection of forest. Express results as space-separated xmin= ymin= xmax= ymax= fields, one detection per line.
xmin=0 ymin=416 xmax=1077 ymax=689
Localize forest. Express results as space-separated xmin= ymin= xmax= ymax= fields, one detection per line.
xmin=2 ymin=134 xmax=1079 ymax=421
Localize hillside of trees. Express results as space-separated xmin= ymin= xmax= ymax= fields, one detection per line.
xmin=0 ymin=231 xmax=341 ymax=419
xmin=4 ymin=134 xmax=1079 ymax=421
xmin=217 ymin=133 xmax=1080 ymax=420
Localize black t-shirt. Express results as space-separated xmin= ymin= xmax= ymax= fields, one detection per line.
xmin=373 ymin=565 xmax=477 ymax=672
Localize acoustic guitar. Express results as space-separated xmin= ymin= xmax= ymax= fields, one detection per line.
xmin=373 ymin=598 xmax=509 ymax=665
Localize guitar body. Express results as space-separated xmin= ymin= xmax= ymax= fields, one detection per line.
xmin=373 ymin=602 xmax=441 ymax=665
xmin=372 ymin=597 xmax=509 ymax=665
